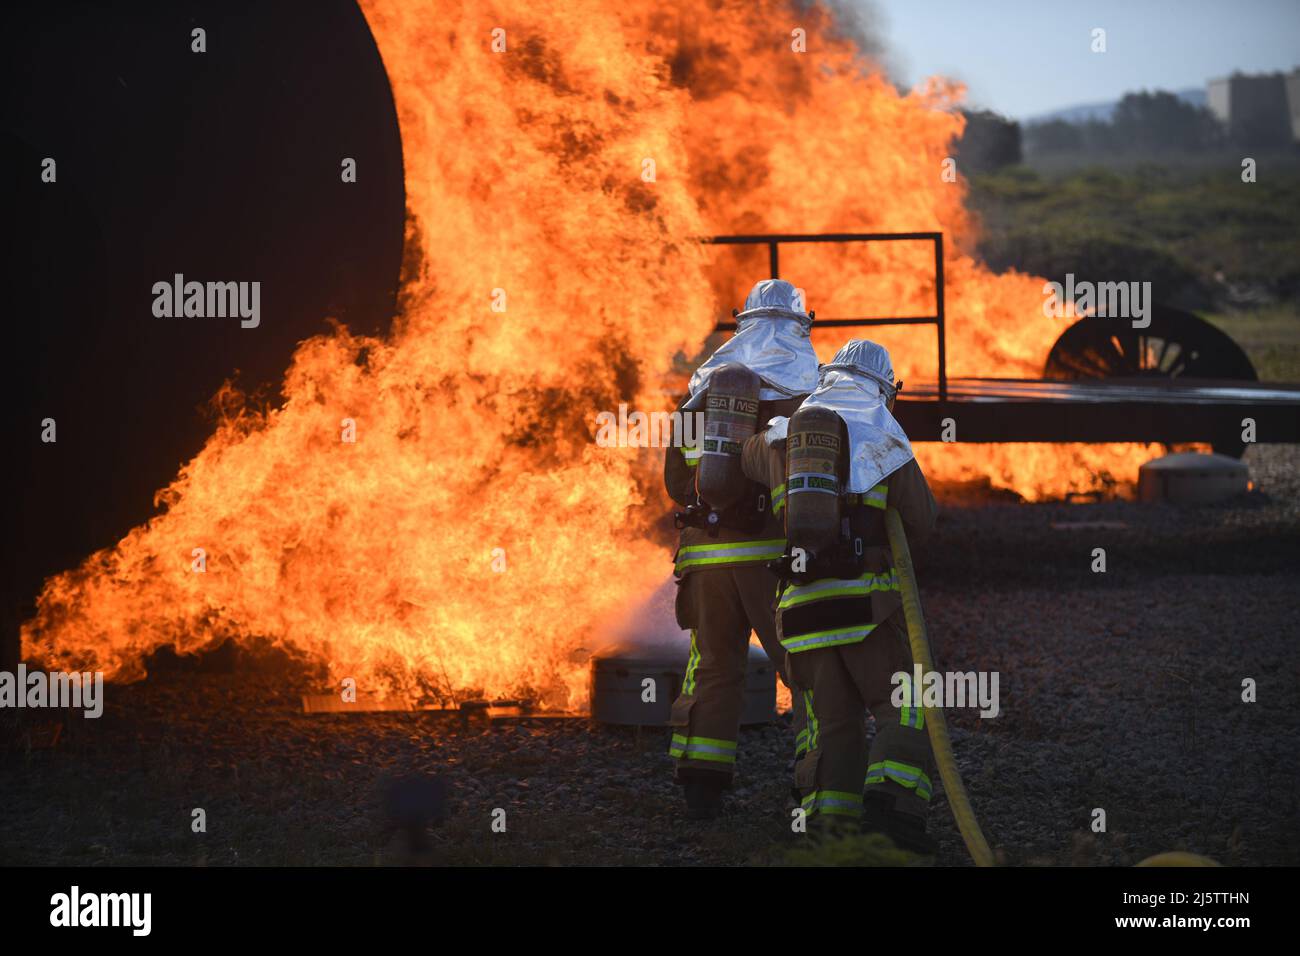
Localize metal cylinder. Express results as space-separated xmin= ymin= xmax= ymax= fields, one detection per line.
xmin=785 ymin=405 xmax=844 ymax=556
xmin=697 ymin=363 xmax=761 ymax=510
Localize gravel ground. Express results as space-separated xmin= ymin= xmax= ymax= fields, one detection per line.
xmin=3 ymin=444 xmax=1297 ymax=866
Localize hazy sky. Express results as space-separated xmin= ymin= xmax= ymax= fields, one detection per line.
xmin=871 ymin=0 xmax=1300 ymax=119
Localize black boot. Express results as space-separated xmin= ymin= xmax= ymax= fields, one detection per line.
xmin=862 ymin=791 xmax=938 ymax=856
xmin=678 ymin=769 xmax=728 ymax=820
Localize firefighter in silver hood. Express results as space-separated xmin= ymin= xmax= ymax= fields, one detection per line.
xmin=741 ymin=339 xmax=940 ymax=853
xmin=664 ymin=279 xmax=818 ymax=819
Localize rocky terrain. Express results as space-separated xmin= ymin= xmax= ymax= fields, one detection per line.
xmin=4 ymin=445 xmax=1297 ymax=866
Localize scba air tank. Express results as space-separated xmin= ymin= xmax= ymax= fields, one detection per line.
xmin=785 ymin=405 xmax=845 ymax=556
xmin=697 ymin=363 xmax=761 ymax=510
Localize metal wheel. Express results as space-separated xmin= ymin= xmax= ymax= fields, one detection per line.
xmin=1045 ymin=304 xmax=1258 ymax=456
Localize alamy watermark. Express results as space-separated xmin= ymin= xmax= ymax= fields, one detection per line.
xmin=152 ymin=273 xmax=260 ymax=328
xmin=50 ymin=886 xmax=150 ymax=936
xmin=594 ymin=404 xmax=703 ymax=448
xmin=892 ymin=665 xmax=1000 ymax=718
xmin=0 ymin=665 xmax=104 ymax=718
xmin=1042 ymin=273 xmax=1151 ymax=329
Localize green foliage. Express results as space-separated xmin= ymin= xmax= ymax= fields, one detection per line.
xmin=1025 ymin=91 xmax=1223 ymax=157
xmin=967 ymin=163 xmax=1300 ymax=307
xmin=780 ymin=829 xmax=921 ymax=866
xmin=1204 ymin=306 xmax=1300 ymax=381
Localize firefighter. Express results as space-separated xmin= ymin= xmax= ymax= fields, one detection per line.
xmin=665 ymin=279 xmax=819 ymax=819
xmin=741 ymin=339 xmax=940 ymax=853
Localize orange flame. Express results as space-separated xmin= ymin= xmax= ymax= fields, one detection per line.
xmin=22 ymin=0 xmax=1161 ymax=704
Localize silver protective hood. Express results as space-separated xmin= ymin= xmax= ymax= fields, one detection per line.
xmin=769 ymin=339 xmax=914 ymax=493
xmin=685 ymin=280 xmax=819 ymax=408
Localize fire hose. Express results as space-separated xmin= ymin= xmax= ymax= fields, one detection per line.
xmin=885 ymin=507 xmax=997 ymax=867
xmin=886 ymin=507 xmax=1221 ymax=869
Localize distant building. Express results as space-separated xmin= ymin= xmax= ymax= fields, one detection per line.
xmin=1207 ymin=70 xmax=1297 ymax=147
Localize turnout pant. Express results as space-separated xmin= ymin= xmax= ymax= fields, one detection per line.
xmin=669 ymin=565 xmax=808 ymax=779
xmin=787 ymin=611 xmax=935 ymax=819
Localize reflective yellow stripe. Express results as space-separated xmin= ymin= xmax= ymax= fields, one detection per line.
xmin=845 ymin=483 xmax=889 ymax=509
xmin=670 ymin=733 xmax=738 ymax=764
xmin=678 ymin=538 xmax=786 ymax=555
xmin=676 ymin=735 xmax=736 ymax=750
xmin=777 ymin=570 xmax=898 ymax=610
xmin=803 ymin=689 xmax=819 ymax=751
xmin=898 ymin=670 xmax=925 ymax=730
xmin=801 ymin=789 xmax=863 ymax=818
xmin=781 ymin=623 xmax=876 ymax=653
xmin=866 ymin=760 xmax=933 ymax=800
xmin=675 ymin=539 xmax=786 ymax=572
xmin=684 ymin=630 xmax=700 ymax=694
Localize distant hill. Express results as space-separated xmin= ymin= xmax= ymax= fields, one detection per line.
xmin=1024 ymin=88 xmax=1207 ymax=125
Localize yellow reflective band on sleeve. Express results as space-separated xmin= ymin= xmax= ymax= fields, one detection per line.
xmin=777 ymin=570 xmax=898 ymax=611
xmin=844 ymin=483 xmax=888 ymax=508
xmin=682 ymin=446 xmax=702 ymax=468
xmin=862 ymin=483 xmax=889 ymax=510
xmin=771 ymin=483 xmax=787 ymax=515
xmin=674 ymin=539 xmax=787 ymax=573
